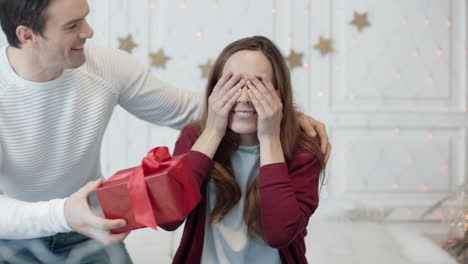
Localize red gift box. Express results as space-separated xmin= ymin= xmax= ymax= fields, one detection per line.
xmin=95 ymin=147 xmax=201 ymax=234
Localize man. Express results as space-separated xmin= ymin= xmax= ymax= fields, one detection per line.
xmin=0 ymin=0 xmax=331 ymax=263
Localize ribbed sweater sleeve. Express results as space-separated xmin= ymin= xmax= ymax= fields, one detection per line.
xmin=0 ymin=195 xmax=72 ymax=239
xmin=85 ymin=46 xmax=203 ymax=130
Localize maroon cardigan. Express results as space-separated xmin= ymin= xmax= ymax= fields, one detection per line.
xmin=160 ymin=126 xmax=322 ymax=264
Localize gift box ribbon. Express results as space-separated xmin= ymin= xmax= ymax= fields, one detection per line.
xmin=107 ymin=147 xmax=200 ymax=230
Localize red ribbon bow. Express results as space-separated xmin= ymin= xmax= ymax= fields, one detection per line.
xmin=126 ymin=147 xmax=197 ymax=230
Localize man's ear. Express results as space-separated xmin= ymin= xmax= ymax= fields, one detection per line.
xmin=16 ymin=25 xmax=37 ymax=48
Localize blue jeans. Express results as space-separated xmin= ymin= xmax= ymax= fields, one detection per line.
xmin=0 ymin=232 xmax=133 ymax=264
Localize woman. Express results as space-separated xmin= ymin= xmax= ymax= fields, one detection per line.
xmin=161 ymin=36 xmax=326 ymax=264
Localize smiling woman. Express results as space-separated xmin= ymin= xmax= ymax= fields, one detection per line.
xmin=222 ymin=50 xmax=272 ymax=146
xmin=159 ymin=36 xmax=327 ymax=264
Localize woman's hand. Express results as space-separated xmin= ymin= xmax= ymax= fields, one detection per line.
xmin=247 ymin=74 xmax=285 ymax=165
xmin=204 ymin=72 xmax=245 ymax=137
xmin=247 ymin=74 xmax=283 ymax=141
xmin=192 ymin=72 xmax=244 ymax=159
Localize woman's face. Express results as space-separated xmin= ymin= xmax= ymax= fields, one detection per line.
xmin=221 ymin=50 xmax=274 ymax=144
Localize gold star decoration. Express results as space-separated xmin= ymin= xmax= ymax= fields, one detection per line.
xmin=150 ymin=49 xmax=171 ymax=69
xmin=314 ymin=37 xmax=334 ymax=56
xmin=118 ymin=34 xmax=137 ymax=53
xmin=199 ymin=59 xmax=214 ymax=78
xmin=350 ymin=11 xmax=370 ymax=32
xmin=285 ymin=49 xmax=304 ymax=69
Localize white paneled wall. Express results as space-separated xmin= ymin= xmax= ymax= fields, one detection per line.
xmin=0 ymin=0 xmax=466 ymax=262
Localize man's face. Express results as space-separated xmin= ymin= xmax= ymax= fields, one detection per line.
xmin=34 ymin=0 xmax=94 ymax=70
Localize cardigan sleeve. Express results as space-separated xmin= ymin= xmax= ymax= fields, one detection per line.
xmin=159 ymin=126 xmax=212 ymax=231
xmin=258 ymin=150 xmax=321 ymax=248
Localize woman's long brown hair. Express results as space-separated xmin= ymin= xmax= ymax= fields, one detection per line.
xmin=195 ymin=36 xmax=326 ymax=238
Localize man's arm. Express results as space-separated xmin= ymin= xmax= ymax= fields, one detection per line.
xmin=91 ymin=46 xmax=204 ymax=130
xmin=0 ymin=180 xmax=128 ymax=244
xmin=0 ymin=194 xmax=70 ymax=239
xmin=118 ymin=71 xmax=204 ymax=130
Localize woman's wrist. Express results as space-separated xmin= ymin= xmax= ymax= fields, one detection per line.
xmin=259 ymin=136 xmax=285 ymax=166
xmin=191 ymin=129 xmax=224 ymax=159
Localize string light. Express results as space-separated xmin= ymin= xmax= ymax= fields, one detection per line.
xmin=442 ymin=164 xmax=449 ymax=170
xmin=437 ymin=49 xmax=443 ymax=56
xmin=424 ymin=18 xmax=430 ymax=25
xmin=393 ymin=127 xmax=400 ymax=134
xmin=335 ymin=65 xmax=341 ymax=71
xmin=318 ymin=91 xmax=325 ymax=97
xmin=196 ymin=31 xmax=203 ymax=39
xmin=408 ymin=156 xmax=416 ymax=164
xmin=401 ymin=18 xmax=408 ymax=25
xmin=271 ymin=8 xmax=277 ymax=14
xmin=426 ymin=78 xmax=434 ymax=86
xmin=407 ymin=209 xmax=414 ymax=216
xmin=392 ymin=184 xmax=399 ymax=190
xmin=303 ymin=63 xmax=309 ymax=69
xmin=447 ymin=19 xmax=452 ymax=26
xmin=426 ymin=132 xmax=433 ymax=141
xmin=464 ymin=107 xmax=468 ymax=112
xmin=422 ymin=185 xmax=430 ymax=192
xmin=396 ymin=72 xmax=402 ymax=80
xmin=349 ymin=95 xmax=356 ymax=101
xmin=149 ymin=2 xmax=155 ymax=9
xmin=351 ymin=39 xmax=358 ymax=45
xmin=441 ymin=106 xmax=449 ymax=112
xmin=180 ymin=2 xmax=187 ymax=9
xmin=304 ymin=9 xmax=310 ymax=15
xmin=213 ymin=1 xmax=219 ymax=8
xmin=347 ymin=152 xmax=353 ymax=160
xmin=413 ymin=49 xmax=421 ymax=57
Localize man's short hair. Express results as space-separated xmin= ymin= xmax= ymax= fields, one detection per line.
xmin=0 ymin=0 xmax=50 ymax=48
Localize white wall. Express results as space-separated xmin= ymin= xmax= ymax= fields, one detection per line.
xmin=1 ymin=0 xmax=466 ymax=262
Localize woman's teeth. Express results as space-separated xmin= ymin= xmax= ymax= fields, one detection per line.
xmin=233 ymin=111 xmax=256 ymax=117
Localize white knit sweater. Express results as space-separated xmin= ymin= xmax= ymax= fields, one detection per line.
xmin=0 ymin=44 xmax=202 ymax=239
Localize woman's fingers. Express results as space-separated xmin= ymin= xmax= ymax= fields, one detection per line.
xmin=250 ymin=76 xmax=275 ymax=107
xmin=247 ymin=88 xmax=264 ymax=116
xmin=212 ymin=72 xmax=233 ymax=96
xmin=223 ymin=88 xmax=243 ymax=113
xmin=215 ymin=80 xmax=244 ymax=110
xmin=218 ymin=73 xmax=241 ymax=97
xmin=261 ymin=74 xmax=281 ymax=104
xmin=247 ymin=80 xmax=272 ymax=112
